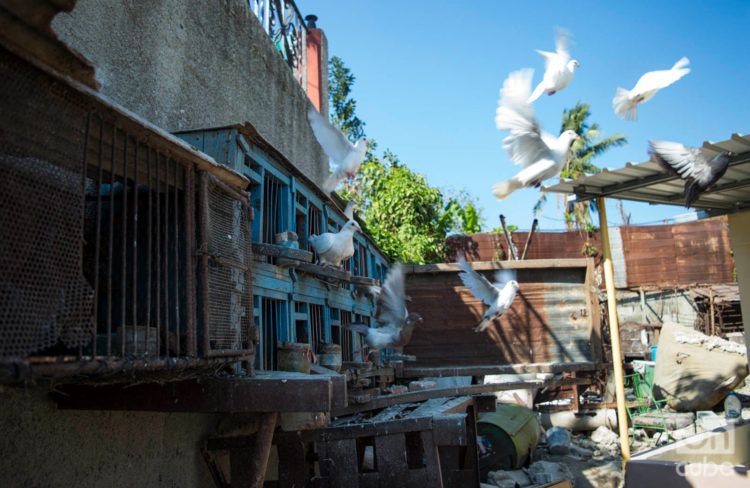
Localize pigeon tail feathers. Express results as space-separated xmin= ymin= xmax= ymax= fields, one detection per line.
xmin=672 ymin=57 xmax=690 ymax=71
xmin=346 ymin=323 xmax=371 ymax=336
xmin=492 ymin=177 xmax=524 ymax=200
xmin=527 ymin=81 xmax=546 ymax=104
xmin=322 ymin=172 xmax=342 ymax=194
xmin=612 ymin=87 xmax=637 ymax=121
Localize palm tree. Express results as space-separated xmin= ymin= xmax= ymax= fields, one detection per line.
xmin=534 ymin=102 xmax=627 ymax=231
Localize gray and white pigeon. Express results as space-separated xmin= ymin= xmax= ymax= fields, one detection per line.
xmin=346 ymin=263 xmax=423 ymax=353
xmin=309 ymin=201 xmax=361 ymax=267
xmin=493 ymin=69 xmax=580 ymax=199
xmin=457 ymin=255 xmax=519 ymax=332
xmin=613 ymin=57 xmax=690 ymax=121
xmin=528 ymin=29 xmax=580 ymax=103
xmin=307 ymin=107 xmax=368 ymax=193
xmin=649 ymin=140 xmax=734 ymax=208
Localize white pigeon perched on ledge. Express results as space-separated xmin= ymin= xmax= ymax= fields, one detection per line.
xmin=612 ymin=57 xmax=690 ymax=121
xmin=457 ymin=255 xmax=519 ymax=332
xmin=528 ymin=29 xmax=580 ymax=103
xmin=346 ymin=263 xmax=423 ymax=354
xmin=649 ymin=140 xmax=733 ymax=208
xmin=493 ymin=69 xmax=580 ymax=199
xmin=308 ymin=201 xmax=361 ymax=267
xmin=307 ymin=107 xmax=368 ymax=194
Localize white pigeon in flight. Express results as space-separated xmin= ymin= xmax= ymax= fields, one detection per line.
xmin=307 ymin=107 xmax=368 ymax=193
xmin=347 ymin=263 xmax=423 ymax=355
xmin=649 ymin=140 xmax=734 ymax=208
xmin=612 ymin=57 xmax=690 ymax=121
xmin=309 ymin=201 xmax=361 ymax=267
xmin=528 ymin=29 xmax=580 ymax=103
xmin=457 ymin=255 xmax=519 ymax=333
xmin=493 ymin=69 xmax=580 ymax=199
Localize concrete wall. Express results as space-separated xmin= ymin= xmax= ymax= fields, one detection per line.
xmin=0 ymin=387 xmax=220 ymax=487
xmin=728 ymin=210 xmax=750 ymax=358
xmin=52 ymin=0 xmax=329 ymax=189
xmin=616 ymin=289 xmax=700 ymax=329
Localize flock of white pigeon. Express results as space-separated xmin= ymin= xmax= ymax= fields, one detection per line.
xmin=300 ymin=30 xmax=736 ymax=359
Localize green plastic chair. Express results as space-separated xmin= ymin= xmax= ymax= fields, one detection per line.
xmin=626 ymin=371 xmax=673 ymax=445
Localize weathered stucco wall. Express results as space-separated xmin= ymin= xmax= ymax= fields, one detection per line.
xmin=52 ymin=0 xmax=328 ymax=188
xmin=0 ymin=387 xmax=220 ymax=487
xmin=728 ymin=210 xmax=750 ymax=358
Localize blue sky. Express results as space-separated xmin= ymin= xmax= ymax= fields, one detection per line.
xmin=297 ymin=0 xmax=749 ymax=230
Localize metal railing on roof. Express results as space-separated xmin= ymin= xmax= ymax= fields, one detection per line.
xmin=249 ymin=0 xmax=308 ymax=89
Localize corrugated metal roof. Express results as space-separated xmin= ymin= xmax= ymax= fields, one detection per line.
xmin=544 ymin=133 xmax=750 ymax=212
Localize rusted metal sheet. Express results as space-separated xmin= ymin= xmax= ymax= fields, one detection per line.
xmin=449 ymin=217 xmax=735 ymax=289
xmin=404 ymin=259 xmax=601 ymax=368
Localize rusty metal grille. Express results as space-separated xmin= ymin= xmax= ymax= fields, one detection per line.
xmin=354 ymin=314 xmax=370 ymax=361
xmin=0 ymin=47 xmax=260 ymax=379
xmin=261 ymin=172 xmax=285 ymax=264
xmin=310 ymin=304 xmax=324 ymax=354
xmin=259 ymin=297 xmax=282 ymax=370
xmin=200 ymin=173 xmax=252 ymax=356
xmin=340 ymin=310 xmax=353 ymax=362
xmin=306 ymin=203 xmax=322 ymax=253
xmin=81 ymin=120 xmax=196 ymax=358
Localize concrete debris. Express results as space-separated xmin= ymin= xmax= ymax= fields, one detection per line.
xmin=589 ymin=426 xmax=619 ymax=449
xmin=669 ymin=423 xmax=698 ymax=441
xmin=674 ymin=328 xmax=747 ymax=355
xmin=582 ymin=461 xmax=622 ymax=488
xmin=546 ymin=426 xmax=572 ymax=455
xmin=696 ymin=410 xmax=727 ymax=431
xmin=487 ymin=469 xmax=531 ymax=488
xmin=568 ymin=444 xmax=593 ymax=459
xmin=527 ymin=460 xmax=574 ymax=486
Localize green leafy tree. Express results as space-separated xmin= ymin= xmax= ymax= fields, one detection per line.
xmin=535 ymin=102 xmax=626 ymax=231
xmin=328 ymin=56 xmax=365 ymax=141
xmin=328 ymin=56 xmax=481 ymax=263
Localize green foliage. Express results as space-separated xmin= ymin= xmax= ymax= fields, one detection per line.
xmin=329 ymin=55 xmax=481 ymax=264
xmin=340 ymin=157 xmax=482 ymax=264
xmin=328 ymin=56 xmax=366 ymax=141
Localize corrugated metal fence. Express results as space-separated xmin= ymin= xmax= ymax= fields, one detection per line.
xmin=449 ymin=217 xmax=735 ymax=288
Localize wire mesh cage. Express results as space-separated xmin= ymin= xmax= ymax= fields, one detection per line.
xmin=199 ymin=173 xmax=253 ymax=357
xmin=0 ymin=46 xmax=254 ymax=379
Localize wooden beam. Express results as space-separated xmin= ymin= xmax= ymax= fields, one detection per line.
xmin=400 ymin=361 xmax=599 ymax=378
xmin=296 ymin=262 xmax=351 ymax=281
xmin=251 ymin=243 xmax=313 ymax=262
xmin=405 ymin=258 xmax=590 ymax=274
xmin=334 ymin=378 xmax=590 ymax=416
xmin=53 ymin=372 xmax=333 ymax=413
xmin=230 ymin=412 xmax=278 ymax=488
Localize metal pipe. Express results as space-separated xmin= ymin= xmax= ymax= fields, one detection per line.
xmin=80 ymin=112 xmax=92 ymax=360
xmin=121 ymin=134 xmax=128 ymax=357
xmin=146 ymin=148 xmax=153 ymax=355
xmin=499 ymin=214 xmax=517 ymax=260
xmin=173 ymin=158 xmax=181 ymax=356
xmin=520 ymin=218 xmax=538 ymax=260
xmin=185 ymin=164 xmax=197 ymax=357
xmin=596 ymin=196 xmax=631 ymax=461
xmin=132 ymin=139 xmax=139 ymax=355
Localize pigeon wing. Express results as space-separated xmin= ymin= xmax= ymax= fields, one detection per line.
xmin=457 ymin=256 xmax=499 ymax=307
xmin=649 ymin=140 xmax=708 ymax=181
xmin=493 ymin=269 xmax=517 ymax=289
xmin=495 ymin=69 xmax=552 ymax=168
xmin=308 ymin=108 xmax=355 ymax=165
xmin=377 ymin=263 xmax=407 ymax=327
xmin=309 ymin=232 xmax=336 ymax=256
xmin=343 ymin=200 xmax=356 ymax=221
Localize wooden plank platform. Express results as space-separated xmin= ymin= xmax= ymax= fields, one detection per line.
xmin=334 ymin=377 xmax=590 ymax=416
xmin=252 ymin=242 xmax=313 ymax=262
xmin=400 ymin=361 xmax=600 ymax=378
xmin=53 ymin=371 xmax=333 ymax=413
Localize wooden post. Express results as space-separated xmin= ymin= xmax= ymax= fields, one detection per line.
xmin=596 ymin=196 xmax=631 ymax=461
xmin=709 ymin=288 xmax=715 ymax=336
xmin=520 ymin=218 xmax=539 ymax=260
xmin=499 ymin=215 xmax=517 ymax=260
xmin=230 ymin=412 xmax=278 ymax=487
